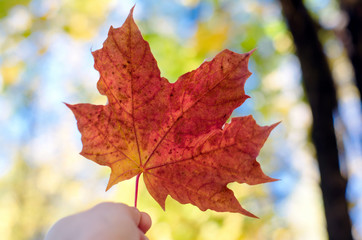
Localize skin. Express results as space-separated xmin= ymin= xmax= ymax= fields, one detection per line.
xmin=45 ymin=202 xmax=152 ymax=240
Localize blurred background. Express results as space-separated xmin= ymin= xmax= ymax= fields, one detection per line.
xmin=0 ymin=0 xmax=361 ymax=239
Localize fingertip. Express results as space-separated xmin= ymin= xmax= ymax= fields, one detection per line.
xmin=138 ymin=212 xmax=152 ymax=233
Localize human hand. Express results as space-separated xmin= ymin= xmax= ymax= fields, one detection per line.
xmin=45 ymin=202 xmax=152 ymax=240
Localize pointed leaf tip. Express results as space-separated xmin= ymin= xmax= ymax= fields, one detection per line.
xmin=248 ymin=48 xmax=257 ymax=55
xmin=269 ymin=177 xmax=281 ymax=182
xmin=129 ymin=5 xmax=135 ymax=17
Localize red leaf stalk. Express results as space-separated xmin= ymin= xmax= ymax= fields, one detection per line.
xmin=134 ymin=173 xmax=141 ymax=208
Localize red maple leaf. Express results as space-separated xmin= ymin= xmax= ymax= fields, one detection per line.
xmin=67 ymin=7 xmax=278 ymax=217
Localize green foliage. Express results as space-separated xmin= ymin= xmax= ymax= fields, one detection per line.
xmin=0 ymin=0 xmax=31 ymax=18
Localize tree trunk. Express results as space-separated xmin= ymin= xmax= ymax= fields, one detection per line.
xmin=279 ymin=0 xmax=353 ymax=239
xmin=340 ymin=0 xmax=362 ymax=102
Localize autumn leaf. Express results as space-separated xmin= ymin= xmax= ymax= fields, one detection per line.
xmin=67 ymin=7 xmax=278 ymax=217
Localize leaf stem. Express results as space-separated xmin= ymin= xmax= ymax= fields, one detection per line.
xmin=134 ymin=173 xmax=141 ymax=208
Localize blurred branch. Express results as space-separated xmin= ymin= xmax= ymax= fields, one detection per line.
xmin=279 ymin=0 xmax=353 ymax=239
xmin=339 ymin=0 xmax=362 ymax=102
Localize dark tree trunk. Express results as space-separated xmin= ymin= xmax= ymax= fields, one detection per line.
xmin=340 ymin=0 xmax=362 ymax=102
xmin=279 ymin=0 xmax=353 ymax=239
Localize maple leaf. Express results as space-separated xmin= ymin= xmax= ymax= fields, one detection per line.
xmin=67 ymin=7 xmax=278 ymax=217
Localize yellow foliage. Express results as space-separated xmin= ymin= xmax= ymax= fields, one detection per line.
xmin=66 ymin=13 xmax=96 ymax=39
xmin=193 ymin=12 xmax=230 ymax=57
xmin=273 ymin=33 xmax=293 ymax=53
xmin=62 ymin=0 xmax=111 ymax=39
xmin=0 ymin=62 xmax=24 ymax=89
xmin=179 ymin=0 xmax=200 ymax=7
